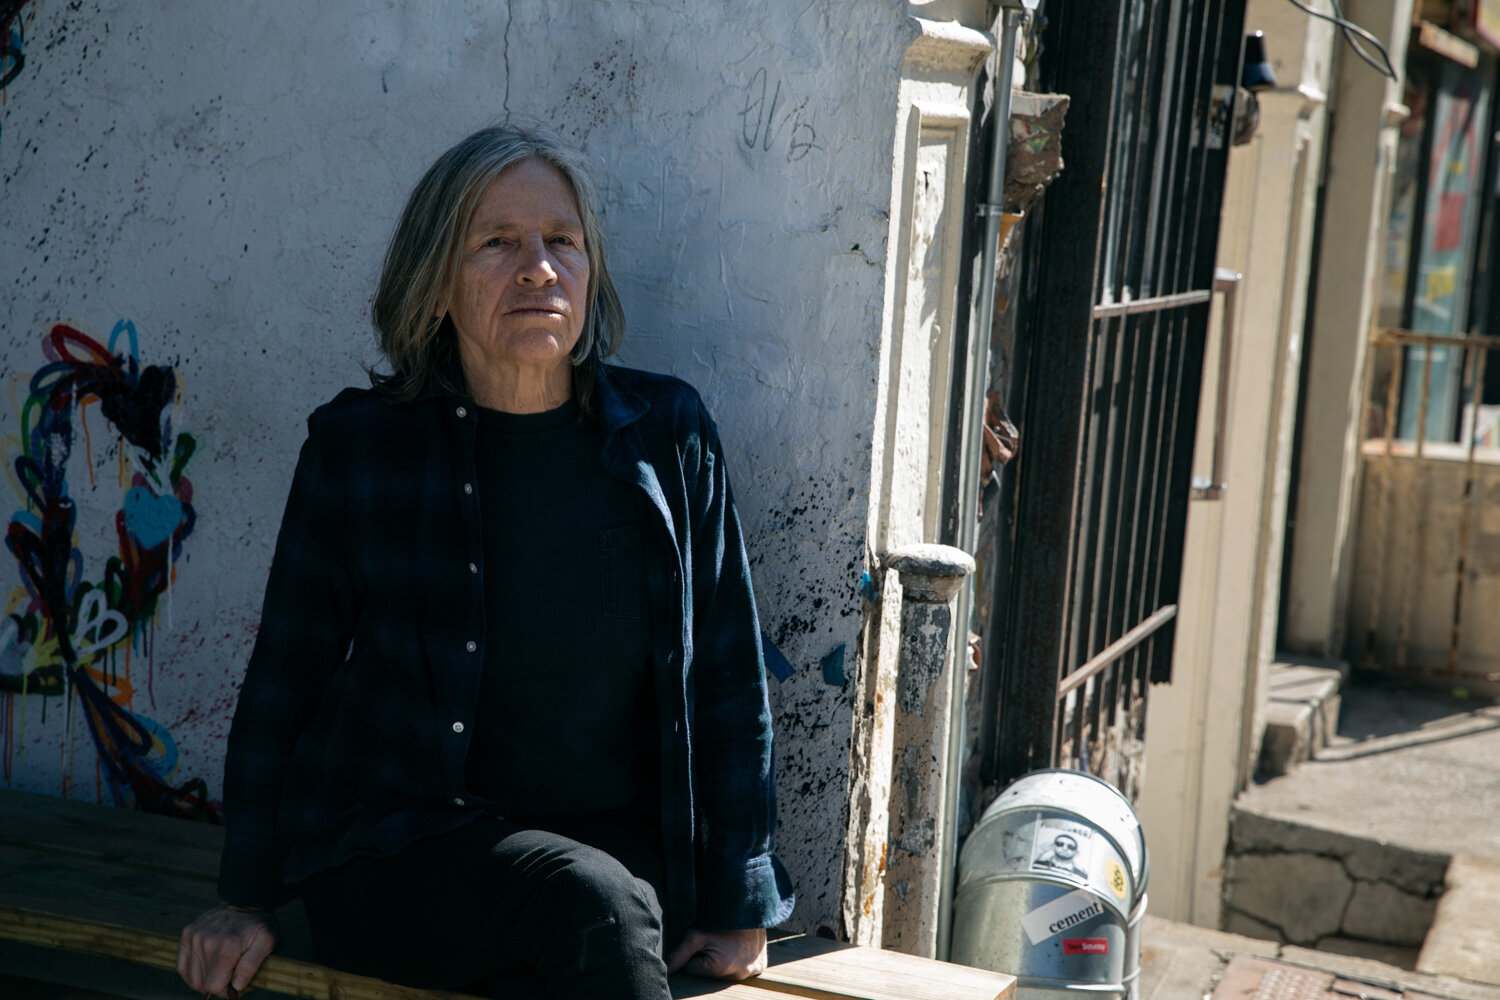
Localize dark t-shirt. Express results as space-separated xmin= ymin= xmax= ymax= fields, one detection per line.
xmin=463 ymin=399 xmax=657 ymax=820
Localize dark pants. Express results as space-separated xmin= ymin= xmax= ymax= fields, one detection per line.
xmin=301 ymin=815 xmax=671 ymax=1000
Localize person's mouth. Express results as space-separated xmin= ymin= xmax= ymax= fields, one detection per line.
xmin=507 ymin=300 xmax=569 ymax=317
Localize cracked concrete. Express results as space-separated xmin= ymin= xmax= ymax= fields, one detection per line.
xmin=1223 ymin=852 xmax=1352 ymax=945
xmin=1225 ymin=807 xmax=1448 ymax=953
xmin=1225 ymin=678 xmax=1500 ymax=967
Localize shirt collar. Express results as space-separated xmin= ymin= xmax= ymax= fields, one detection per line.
xmin=593 ymin=364 xmax=650 ymax=435
xmin=412 ymin=360 xmax=650 ymax=436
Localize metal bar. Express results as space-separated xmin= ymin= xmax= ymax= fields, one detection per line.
xmin=1145 ymin=311 xmax=1189 ymax=684
xmin=1123 ymin=304 xmax=1174 ymax=684
xmin=1145 ymin=0 xmax=1204 ymax=299
xmin=1396 ymin=346 xmax=1438 ymax=669
xmin=934 ymin=6 xmax=1023 ymax=962
xmin=1192 ymin=268 xmax=1242 ymax=499
xmin=1077 ymin=314 xmax=1125 ymax=675
xmin=1449 ymin=345 xmax=1487 ymax=676
xmin=1363 ymin=345 xmax=1397 ymax=668
xmin=1162 ymin=0 xmax=1217 ymax=293
xmin=1373 ymin=328 xmax=1500 ymax=348
xmin=1087 ymin=667 xmax=1105 ymax=777
xmin=1417 ymin=345 xmax=1434 ymax=458
xmin=1059 ymin=604 xmax=1179 ymax=698
xmin=1149 ymin=302 xmax=1208 ymax=686
xmin=1385 ymin=343 xmax=1404 ymax=455
xmin=1101 ymin=312 xmax=1151 ymax=720
xmin=1092 ymin=289 xmax=1212 ymax=318
xmin=1112 ymin=0 xmax=1173 ymax=299
xmin=1137 ymin=0 xmax=1188 ymax=298
xmin=1067 ymin=316 xmax=1113 ymax=677
xmin=1096 ymin=1 xmax=1146 ymax=299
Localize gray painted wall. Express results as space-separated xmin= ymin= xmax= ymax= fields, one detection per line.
xmin=0 ymin=0 xmax=913 ymax=930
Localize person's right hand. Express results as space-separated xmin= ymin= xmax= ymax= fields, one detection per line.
xmin=177 ymin=903 xmax=278 ymax=999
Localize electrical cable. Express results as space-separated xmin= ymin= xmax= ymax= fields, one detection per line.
xmin=1282 ymin=0 xmax=1398 ymax=81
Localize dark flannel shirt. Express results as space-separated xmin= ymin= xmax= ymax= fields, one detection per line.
xmin=218 ymin=364 xmax=795 ymax=932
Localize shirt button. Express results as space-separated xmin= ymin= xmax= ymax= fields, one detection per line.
xmin=468 ymin=562 xmax=478 ymax=574
xmin=452 ymin=721 xmax=465 ymax=733
xmin=455 ymin=405 xmax=468 ymax=419
xmin=464 ymin=483 xmax=474 ymax=495
xmin=466 ymin=640 xmax=477 ymax=653
xmin=453 ymin=796 xmax=466 ymax=807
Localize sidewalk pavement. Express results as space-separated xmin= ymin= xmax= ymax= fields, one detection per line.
xmin=1140 ymin=916 xmax=1500 ymax=1000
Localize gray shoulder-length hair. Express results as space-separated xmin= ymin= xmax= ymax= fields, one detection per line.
xmin=369 ymin=119 xmax=625 ymax=410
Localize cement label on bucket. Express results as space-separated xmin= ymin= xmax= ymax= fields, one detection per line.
xmin=1019 ymin=888 xmax=1108 ymax=945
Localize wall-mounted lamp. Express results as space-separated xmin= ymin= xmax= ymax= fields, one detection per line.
xmin=1242 ymin=31 xmax=1277 ymax=91
xmin=1231 ymin=32 xmax=1276 ymax=146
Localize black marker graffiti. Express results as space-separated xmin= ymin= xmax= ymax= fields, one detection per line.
xmin=738 ymin=67 xmax=821 ymax=163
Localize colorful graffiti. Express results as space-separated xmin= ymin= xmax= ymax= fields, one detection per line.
xmin=0 ymin=1 xmax=29 ymax=90
xmin=3 ymin=320 xmax=220 ymax=821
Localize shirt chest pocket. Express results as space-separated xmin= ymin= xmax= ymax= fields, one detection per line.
xmin=600 ymin=524 xmax=647 ymax=620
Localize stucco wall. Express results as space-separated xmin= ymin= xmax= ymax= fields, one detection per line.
xmin=0 ymin=0 xmax=911 ymax=931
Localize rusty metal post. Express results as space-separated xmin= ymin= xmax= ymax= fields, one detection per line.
xmin=881 ymin=543 xmax=975 ymax=958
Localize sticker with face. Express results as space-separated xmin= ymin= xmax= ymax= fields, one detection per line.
xmin=1031 ymin=818 xmax=1093 ymax=881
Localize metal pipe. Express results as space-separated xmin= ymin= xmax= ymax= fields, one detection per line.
xmin=1057 ymin=604 xmax=1179 ymax=699
xmin=1449 ymin=345 xmax=1485 ymax=676
xmin=1092 ymin=289 xmax=1213 ymax=319
xmin=935 ymin=2 xmax=1026 ymax=962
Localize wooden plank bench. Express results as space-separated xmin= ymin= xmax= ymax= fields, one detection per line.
xmin=0 ymin=789 xmax=1013 ymax=1000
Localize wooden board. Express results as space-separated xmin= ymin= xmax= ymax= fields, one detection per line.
xmin=0 ymin=789 xmax=223 ymax=881
xmin=761 ymin=936 xmax=1013 ymax=1000
xmin=0 ymin=906 xmax=480 ymax=1000
xmin=1 ymin=903 xmax=1014 ymax=1000
xmin=0 ymin=790 xmax=1014 ymax=1000
xmin=0 ymin=840 xmax=320 ymax=961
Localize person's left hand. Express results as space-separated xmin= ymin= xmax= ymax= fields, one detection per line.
xmin=665 ymin=927 xmax=768 ymax=980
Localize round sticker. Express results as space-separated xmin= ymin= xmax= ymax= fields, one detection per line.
xmin=1104 ymin=859 xmax=1128 ymax=900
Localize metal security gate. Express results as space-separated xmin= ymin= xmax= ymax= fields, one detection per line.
xmin=981 ymin=0 xmax=1246 ymax=795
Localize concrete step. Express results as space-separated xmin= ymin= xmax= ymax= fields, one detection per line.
xmin=1222 ymin=808 xmax=1447 ymax=957
xmin=1258 ymin=656 xmax=1349 ymax=777
xmin=1417 ymin=854 xmax=1500 ymax=985
xmin=1226 ymin=678 xmax=1500 ymax=972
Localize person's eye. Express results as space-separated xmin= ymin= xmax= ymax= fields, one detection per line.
xmin=550 ymin=235 xmax=577 ymax=246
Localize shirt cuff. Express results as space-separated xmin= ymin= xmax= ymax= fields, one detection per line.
xmin=217 ymin=827 xmax=295 ymax=910
xmin=694 ymin=852 xmax=796 ymax=931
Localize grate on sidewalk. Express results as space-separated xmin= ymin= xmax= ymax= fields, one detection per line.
xmin=1212 ymin=956 xmax=1447 ymax=1000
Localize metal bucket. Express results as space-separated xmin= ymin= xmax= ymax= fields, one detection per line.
xmin=949 ymin=770 xmax=1149 ymax=1000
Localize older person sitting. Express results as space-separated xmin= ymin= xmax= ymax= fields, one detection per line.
xmin=177 ymin=120 xmax=793 ymax=1000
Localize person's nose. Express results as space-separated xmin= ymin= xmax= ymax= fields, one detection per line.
xmin=516 ymin=235 xmax=558 ymax=286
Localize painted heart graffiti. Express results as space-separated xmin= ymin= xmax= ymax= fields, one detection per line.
xmin=2 ymin=320 xmax=218 ymax=821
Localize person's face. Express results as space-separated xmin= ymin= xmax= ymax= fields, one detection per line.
xmin=446 ymin=159 xmax=590 ymax=378
xmin=1054 ymin=836 xmax=1077 ymax=857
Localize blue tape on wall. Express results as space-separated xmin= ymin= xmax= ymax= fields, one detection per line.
xmin=761 ymin=632 xmax=795 ymax=682
xmin=820 ymin=643 xmax=846 ymax=687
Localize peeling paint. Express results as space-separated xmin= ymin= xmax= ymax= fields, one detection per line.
xmin=896 ymin=603 xmax=950 ymax=716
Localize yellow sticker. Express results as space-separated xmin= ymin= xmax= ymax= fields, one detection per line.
xmin=1105 ymin=859 xmax=1128 ymax=900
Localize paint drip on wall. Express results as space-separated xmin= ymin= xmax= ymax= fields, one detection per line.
xmin=0 ymin=0 xmax=34 ymax=148
xmin=2 ymin=320 xmax=220 ymax=820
